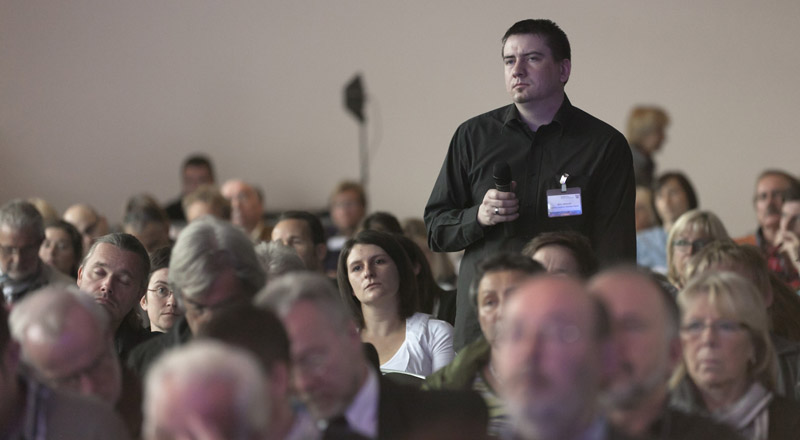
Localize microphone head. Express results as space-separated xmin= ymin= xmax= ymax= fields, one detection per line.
xmin=493 ymin=162 xmax=512 ymax=186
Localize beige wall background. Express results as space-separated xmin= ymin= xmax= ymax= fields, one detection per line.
xmin=1 ymin=0 xmax=798 ymax=237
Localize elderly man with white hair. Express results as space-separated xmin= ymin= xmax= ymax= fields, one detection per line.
xmin=0 ymin=200 xmax=73 ymax=305
xmin=143 ymin=340 xmax=270 ymax=440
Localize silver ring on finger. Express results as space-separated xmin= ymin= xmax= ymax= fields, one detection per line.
xmin=494 ymin=207 xmax=500 ymax=215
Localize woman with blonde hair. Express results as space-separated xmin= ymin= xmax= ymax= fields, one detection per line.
xmin=666 ymin=209 xmax=731 ymax=288
xmin=670 ymin=271 xmax=800 ymax=439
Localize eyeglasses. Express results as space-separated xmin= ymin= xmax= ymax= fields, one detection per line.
xmin=672 ymin=238 xmax=712 ymax=252
xmin=147 ymin=286 xmax=174 ymax=299
xmin=680 ymin=319 xmax=748 ymax=338
xmin=0 ymin=243 xmax=41 ymax=258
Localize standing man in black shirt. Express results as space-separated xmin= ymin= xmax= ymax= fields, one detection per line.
xmin=424 ymin=19 xmax=635 ymax=350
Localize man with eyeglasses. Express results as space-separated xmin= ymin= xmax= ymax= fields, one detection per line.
xmin=736 ymin=170 xmax=800 ymax=253
xmin=9 ymin=287 xmax=142 ymax=436
xmin=493 ymin=274 xmax=637 ymax=440
xmin=589 ymin=267 xmax=744 ymax=440
xmin=0 ymin=200 xmax=73 ymax=305
xmin=127 ymin=216 xmax=266 ymax=377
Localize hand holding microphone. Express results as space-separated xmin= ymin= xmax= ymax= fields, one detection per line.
xmin=477 ymin=162 xmax=519 ymax=230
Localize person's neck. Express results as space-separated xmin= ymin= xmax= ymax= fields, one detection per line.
xmin=515 ymin=92 xmax=564 ymax=132
xmin=268 ymin=400 xmax=296 ymax=440
xmin=700 ymin=379 xmax=751 ymax=412
xmin=662 ymin=220 xmax=674 ymax=234
xmin=361 ymin=305 xmax=404 ymax=336
xmin=608 ymin=386 xmax=668 ymax=437
xmin=762 ymin=225 xmax=779 ymax=247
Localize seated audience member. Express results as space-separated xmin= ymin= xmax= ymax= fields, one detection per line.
xmin=127 ymin=216 xmax=266 ymax=376
xmin=394 ymin=234 xmax=456 ymax=326
xmin=590 ymin=267 xmax=745 ymax=439
xmin=425 ymin=253 xmax=543 ymax=437
xmin=736 ymin=170 xmax=800 ymax=250
xmin=255 ymin=240 xmax=307 ymax=283
xmin=221 ymin=179 xmax=271 ymax=242
xmin=39 ymin=219 xmax=82 ymax=279
xmin=163 ymin=153 xmax=216 ymax=223
xmin=626 ymin=105 xmax=669 ymax=187
xmin=670 ymin=271 xmax=800 ymax=440
xmin=28 ymin=197 xmax=59 ymax=224
xmin=360 ymin=211 xmax=404 ymax=235
xmin=63 ymin=203 xmax=110 ymax=256
xmin=0 ymin=302 xmax=131 ymax=439
xmin=257 ymin=271 xmax=488 ymax=440
xmin=684 ymin=241 xmax=800 ymax=399
xmin=338 ymin=230 xmax=454 ymax=376
xmin=666 ymin=209 xmax=730 ymax=288
xmin=638 ymin=172 xmax=699 ymax=272
xmin=0 ymin=200 xmax=73 ymax=305
xmin=493 ymin=275 xmax=631 ymax=440
xmin=635 ymin=186 xmax=657 ymax=232
xmin=324 ymin=180 xmax=368 ymax=276
xmin=142 ymin=341 xmax=269 ymax=440
xmin=121 ymin=194 xmax=171 ymax=253
xmin=181 ymin=184 xmax=230 ymax=223
xmin=9 ymin=287 xmax=142 ymax=435
xmin=773 ymin=188 xmax=800 ymax=290
xmin=198 ymin=304 xmax=319 ymax=440
xmin=402 ymin=217 xmax=457 ymax=290
xmin=139 ymin=246 xmax=181 ymax=333
xmin=77 ymin=233 xmax=152 ymax=359
xmin=521 ymin=231 xmax=598 ymax=278
xmin=271 ymin=210 xmax=328 ymax=274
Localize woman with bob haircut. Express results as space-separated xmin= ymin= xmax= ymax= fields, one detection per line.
xmin=666 ymin=210 xmax=730 ymax=288
xmin=337 ymin=230 xmax=454 ymax=376
xmin=670 ymin=271 xmax=800 ymax=440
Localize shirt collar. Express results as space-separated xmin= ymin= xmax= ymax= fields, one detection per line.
xmin=344 ymin=367 xmax=379 ymax=438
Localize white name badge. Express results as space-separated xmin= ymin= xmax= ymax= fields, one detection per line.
xmin=546 ymin=188 xmax=583 ymax=217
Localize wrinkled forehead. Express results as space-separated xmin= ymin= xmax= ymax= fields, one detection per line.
xmin=505 ymin=277 xmax=592 ymax=327
xmin=85 ymin=243 xmax=146 ymax=281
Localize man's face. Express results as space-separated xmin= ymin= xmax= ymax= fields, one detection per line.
xmin=23 ymin=305 xmax=122 ymax=404
xmin=755 ymin=174 xmax=791 ymax=232
xmin=221 ymin=181 xmax=263 ymax=232
xmin=182 ymin=165 xmax=213 ymax=195
xmin=494 ymin=277 xmax=602 ymax=439
xmin=503 ymin=34 xmax=570 ymax=106
xmin=330 ymin=190 xmax=365 ymax=234
xmin=0 ymin=225 xmax=42 ymax=281
xmin=284 ymin=301 xmax=365 ymax=420
xmin=63 ymin=206 xmax=109 ymax=256
xmin=780 ymin=200 xmax=800 ymax=236
xmin=77 ymin=243 xmax=146 ymax=328
xmin=476 ymin=269 xmax=529 ymax=345
xmin=271 ymin=219 xmax=324 ymax=272
xmin=590 ymin=273 xmax=677 ymax=409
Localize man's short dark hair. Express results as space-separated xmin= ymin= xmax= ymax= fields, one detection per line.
xmin=360 ymin=212 xmax=404 ymax=235
xmin=470 ymin=252 xmax=544 ymax=306
xmin=182 ymin=154 xmax=215 ymax=179
xmin=277 ymin=211 xmax=325 ymax=245
xmin=501 ymin=19 xmax=571 ymax=61
xmin=521 ymin=231 xmax=598 ymax=278
xmin=198 ymin=303 xmax=290 ymax=372
xmin=82 ymin=233 xmax=151 ymax=289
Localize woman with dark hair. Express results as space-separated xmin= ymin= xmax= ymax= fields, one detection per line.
xmin=393 ymin=234 xmax=456 ymax=326
xmin=139 ymin=246 xmax=182 ymax=333
xmin=39 ymin=219 xmax=83 ymax=278
xmin=637 ymin=171 xmax=699 ymax=272
xmin=338 ymin=230 xmax=454 ymax=376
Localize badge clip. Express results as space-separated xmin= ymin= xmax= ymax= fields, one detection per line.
xmin=559 ymin=173 xmax=569 ymax=193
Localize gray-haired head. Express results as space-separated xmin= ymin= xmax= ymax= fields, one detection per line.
xmin=143 ymin=340 xmax=270 ymax=440
xmin=9 ymin=286 xmax=111 ymax=344
xmin=0 ymin=199 xmax=44 ymax=241
xmin=170 ymin=216 xmax=265 ymax=304
xmin=254 ymin=240 xmax=306 ymax=284
xmin=255 ymin=271 xmax=351 ymax=329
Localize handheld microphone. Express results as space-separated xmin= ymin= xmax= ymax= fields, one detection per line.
xmin=492 ymin=162 xmax=514 ymax=237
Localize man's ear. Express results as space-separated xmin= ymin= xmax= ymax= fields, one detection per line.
xmin=76 ymin=265 xmax=84 ymax=287
xmin=559 ymin=58 xmax=572 ymax=84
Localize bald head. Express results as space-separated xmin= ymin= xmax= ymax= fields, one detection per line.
xmin=63 ymin=204 xmax=109 ymax=256
xmin=221 ymin=179 xmax=263 ymax=232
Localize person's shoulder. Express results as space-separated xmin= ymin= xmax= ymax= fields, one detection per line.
xmin=43 ymin=264 xmax=75 ymax=286
xmin=46 ymin=389 xmax=132 ymax=439
xmin=769 ymin=395 xmax=800 ymax=440
xmin=409 ymin=313 xmax=453 ymax=333
xmin=456 ymin=104 xmax=515 ymax=129
xmin=664 ymin=406 xmax=746 ymax=440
